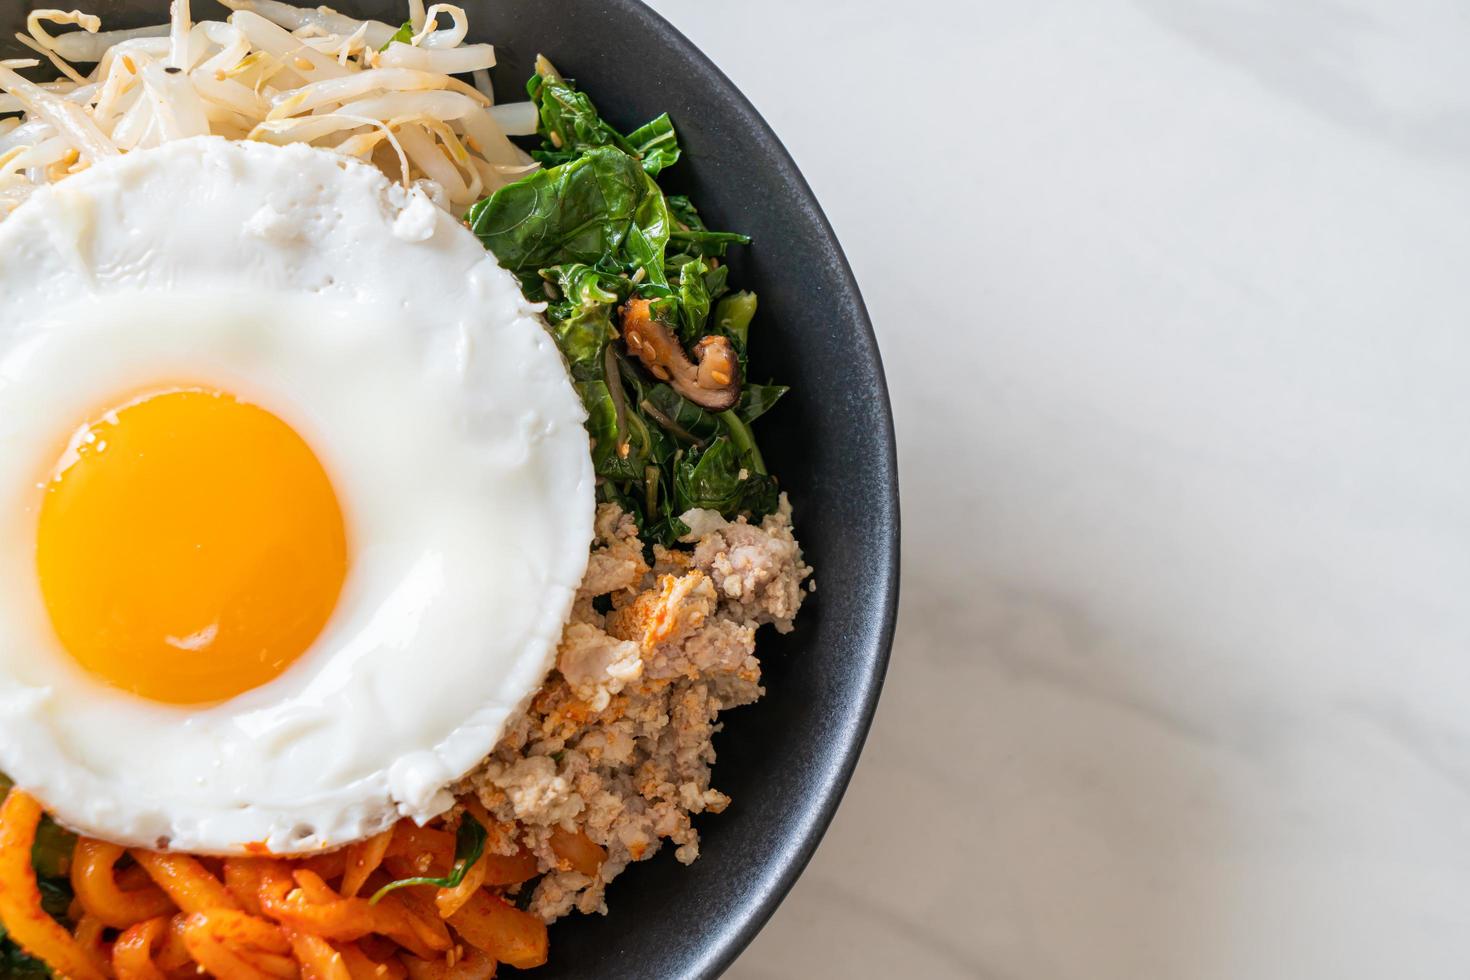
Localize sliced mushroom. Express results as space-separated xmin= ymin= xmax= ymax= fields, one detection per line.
xmin=621 ymin=298 xmax=741 ymax=411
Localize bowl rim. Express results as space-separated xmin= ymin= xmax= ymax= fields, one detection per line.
xmin=614 ymin=2 xmax=902 ymax=974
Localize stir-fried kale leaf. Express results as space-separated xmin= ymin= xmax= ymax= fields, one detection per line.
xmin=674 ymin=259 xmax=713 ymax=341
xmin=739 ymin=383 xmax=788 ymax=424
xmin=675 ymin=437 xmax=778 ymax=516
xmin=539 ymin=264 xmax=624 ymax=380
xmin=666 ymin=194 xmax=751 ymax=263
xmin=526 ymin=59 xmax=681 ymax=177
xmin=526 ymin=60 xmax=636 ymax=166
xmin=379 ymin=19 xmax=413 ymax=50
xmin=713 ymin=290 xmax=756 ymax=359
xmin=578 ymin=379 xmax=659 ymax=482
xmin=642 ymin=382 xmax=720 ymax=441
xmin=624 ymin=114 xmax=680 ymax=177
xmin=31 ymin=818 xmax=75 ymax=882
xmin=466 ymin=146 xmax=662 ymax=277
xmin=370 ymin=815 xmax=487 ymax=905
xmin=0 ymin=941 xmax=52 ymax=976
xmin=468 ymin=59 xmax=785 ymax=544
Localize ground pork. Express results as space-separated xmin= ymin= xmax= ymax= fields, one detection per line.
xmin=455 ymin=496 xmax=809 ymax=922
xmin=681 ymin=496 xmax=811 ymax=633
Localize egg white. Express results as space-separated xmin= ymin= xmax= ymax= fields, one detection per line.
xmin=0 ymin=138 xmax=594 ymax=853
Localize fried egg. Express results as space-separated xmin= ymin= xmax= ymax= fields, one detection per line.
xmin=0 ymin=137 xmax=594 ymax=853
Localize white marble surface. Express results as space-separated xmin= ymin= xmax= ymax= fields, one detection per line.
xmin=643 ymin=0 xmax=1470 ymax=977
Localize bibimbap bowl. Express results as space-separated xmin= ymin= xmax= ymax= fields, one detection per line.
xmin=0 ymin=0 xmax=898 ymax=975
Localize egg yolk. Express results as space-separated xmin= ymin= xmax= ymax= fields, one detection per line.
xmin=35 ymin=388 xmax=348 ymax=705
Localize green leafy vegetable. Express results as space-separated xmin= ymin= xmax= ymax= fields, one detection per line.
xmin=666 ymin=196 xmax=750 ymax=266
xmin=624 ymin=183 xmax=672 ymax=286
xmin=578 ymin=380 xmax=653 ymax=481
xmin=467 ymin=146 xmax=653 ymax=274
xmin=713 ymin=291 xmax=757 ymax=354
xmin=31 ymin=817 xmax=75 ymax=880
xmin=542 ymin=264 xmax=623 ymax=380
xmin=528 ymin=64 xmax=680 ymax=177
xmin=674 ymin=259 xmax=713 ymax=341
xmin=665 ymin=194 xmax=699 ymax=227
xmin=369 ymin=814 xmax=486 ymax=905
xmin=379 ymin=20 xmax=413 ymax=50
xmin=674 ymin=437 xmax=777 ymax=515
xmin=738 ymin=384 xmax=788 ymax=424
xmin=467 ymin=60 xmax=787 ymax=541
xmin=0 ymin=941 xmax=52 ymax=976
xmin=718 ymin=410 xmax=768 ymax=477
xmin=624 ymin=114 xmax=680 ymax=176
xmin=643 ymin=383 xmax=720 ymax=441
xmin=527 ymin=63 xmax=637 ymax=166
xmin=36 ymin=879 xmax=71 ymax=921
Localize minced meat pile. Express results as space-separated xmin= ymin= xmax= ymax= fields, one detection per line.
xmin=454 ymin=497 xmax=811 ymax=920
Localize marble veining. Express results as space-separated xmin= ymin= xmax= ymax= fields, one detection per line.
xmin=647 ymin=1 xmax=1470 ymax=976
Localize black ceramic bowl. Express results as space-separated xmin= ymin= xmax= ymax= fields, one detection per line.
xmin=0 ymin=1 xmax=899 ymax=974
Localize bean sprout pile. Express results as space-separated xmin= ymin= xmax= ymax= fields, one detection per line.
xmin=0 ymin=0 xmax=540 ymax=217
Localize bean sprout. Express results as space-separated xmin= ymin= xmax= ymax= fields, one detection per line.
xmin=0 ymin=0 xmax=536 ymax=217
xmin=411 ymin=4 xmax=468 ymax=50
xmin=21 ymin=9 xmax=99 ymax=82
xmin=217 ymin=0 xmax=397 ymax=50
